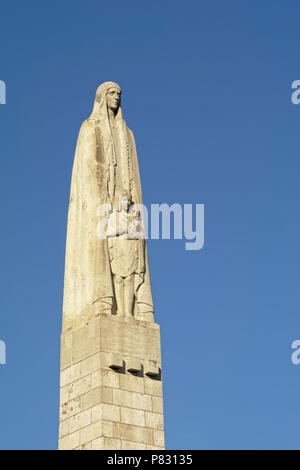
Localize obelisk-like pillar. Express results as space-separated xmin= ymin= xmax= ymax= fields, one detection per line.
xmin=58 ymin=314 xmax=165 ymax=450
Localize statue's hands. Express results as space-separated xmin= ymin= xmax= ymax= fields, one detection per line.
xmin=128 ymin=208 xmax=140 ymax=223
xmin=128 ymin=219 xmax=142 ymax=239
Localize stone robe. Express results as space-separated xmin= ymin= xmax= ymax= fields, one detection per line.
xmin=62 ymin=82 xmax=154 ymax=332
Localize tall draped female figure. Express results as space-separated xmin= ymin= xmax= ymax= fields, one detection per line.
xmin=62 ymin=82 xmax=154 ymax=332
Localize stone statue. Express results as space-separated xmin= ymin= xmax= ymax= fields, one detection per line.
xmin=62 ymin=82 xmax=154 ymax=332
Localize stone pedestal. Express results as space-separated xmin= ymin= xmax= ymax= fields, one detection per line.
xmin=58 ymin=314 xmax=165 ymax=450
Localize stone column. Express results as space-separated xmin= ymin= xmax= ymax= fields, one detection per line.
xmin=58 ymin=314 xmax=165 ymax=450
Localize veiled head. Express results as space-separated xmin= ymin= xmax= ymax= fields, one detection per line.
xmin=91 ymin=81 xmax=122 ymax=119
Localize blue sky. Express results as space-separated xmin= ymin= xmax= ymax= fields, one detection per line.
xmin=0 ymin=0 xmax=300 ymax=449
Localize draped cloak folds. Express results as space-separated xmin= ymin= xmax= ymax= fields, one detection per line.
xmin=62 ymin=82 xmax=154 ymax=332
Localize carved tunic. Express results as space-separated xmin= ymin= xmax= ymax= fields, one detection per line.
xmin=107 ymin=210 xmax=144 ymax=278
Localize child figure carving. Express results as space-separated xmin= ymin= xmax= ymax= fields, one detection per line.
xmin=106 ymin=192 xmax=145 ymax=317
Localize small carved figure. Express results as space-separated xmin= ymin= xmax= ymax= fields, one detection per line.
xmin=106 ymin=193 xmax=145 ymax=317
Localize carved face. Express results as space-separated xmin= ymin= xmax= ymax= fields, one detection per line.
xmin=106 ymin=87 xmax=121 ymax=111
xmin=119 ymin=195 xmax=130 ymax=212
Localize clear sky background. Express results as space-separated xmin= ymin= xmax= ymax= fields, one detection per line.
xmin=0 ymin=0 xmax=300 ymax=450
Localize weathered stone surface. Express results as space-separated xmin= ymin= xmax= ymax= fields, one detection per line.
xmin=91 ymin=403 xmax=121 ymax=423
xmin=145 ymin=377 xmax=163 ymax=397
xmin=79 ymin=422 xmax=102 ymax=445
xmin=146 ymin=444 xmax=165 ymax=450
xmin=79 ymin=386 xmax=113 ymax=411
xmin=113 ymin=422 xmax=153 ymax=445
xmin=120 ymin=407 xmax=145 ymax=427
xmin=80 ymin=353 xmax=101 ymax=377
xmin=60 ymin=363 xmax=81 ymax=387
xmin=144 ymin=359 xmax=160 ymax=377
xmin=75 ymin=441 xmax=93 ymax=450
xmin=60 ymin=396 xmax=80 ymax=421
xmin=113 ymin=388 xmax=152 ymax=411
xmin=69 ymin=374 xmax=92 ymax=400
xmin=59 ymin=315 xmax=165 ymax=449
xmin=122 ymin=440 xmax=147 ymax=450
xmin=100 ymin=317 xmax=162 ymax=361
xmin=59 ymin=419 xmax=69 ymax=438
xmin=91 ymin=437 xmax=121 ymax=450
xmin=59 ymin=431 xmax=80 ymax=450
xmin=69 ymin=409 xmax=91 ymax=434
xmin=145 ymin=411 xmax=164 ymax=430
xmin=153 ymin=430 xmax=165 ymax=447
xmin=119 ymin=373 xmax=144 ymax=394
xmin=97 ymin=369 xmax=120 ymax=388
xmin=152 ymin=396 xmax=164 ymax=413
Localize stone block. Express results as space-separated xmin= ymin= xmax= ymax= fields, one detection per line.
xmin=146 ymin=444 xmax=165 ymax=450
xmin=102 ymin=420 xmax=114 ymax=437
xmin=69 ymin=374 xmax=92 ymax=400
xmin=119 ymin=373 xmax=144 ymax=394
xmin=144 ymin=377 xmax=163 ymax=397
xmin=91 ymin=403 xmax=121 ymax=423
xmin=75 ymin=441 xmax=92 ymax=450
xmin=122 ymin=440 xmax=147 ymax=450
xmin=60 ymin=385 xmax=69 ymax=404
xmin=144 ymin=359 xmax=160 ymax=377
xmin=127 ymin=356 xmax=142 ymax=373
xmin=120 ymin=407 xmax=145 ymax=427
xmin=79 ymin=387 xmax=101 ymax=411
xmin=59 ymin=431 xmax=80 ymax=450
xmin=60 ymin=396 xmax=81 ymax=421
xmin=60 ymin=333 xmax=72 ymax=370
xmin=91 ymin=437 xmax=121 ymax=450
xmin=145 ymin=411 xmax=164 ymax=430
xmin=113 ymin=422 xmax=153 ymax=445
xmin=153 ymin=430 xmax=165 ymax=447
xmin=80 ymin=422 xmax=102 ymax=445
xmin=98 ymin=368 xmax=120 ymax=389
xmin=108 ymin=352 xmax=124 ymax=370
xmin=60 ymin=363 xmax=81 ymax=388
xmin=80 ymin=353 xmax=101 ymax=378
xmin=152 ymin=396 xmax=164 ymax=413
xmin=68 ymin=409 xmax=91 ymax=434
xmin=59 ymin=419 xmax=69 ymax=438
xmin=113 ymin=388 xmax=152 ymax=411
xmin=100 ymin=317 xmax=161 ymax=362
xmin=72 ymin=320 xmax=100 ymax=364
xmin=80 ymin=386 xmax=113 ymax=411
